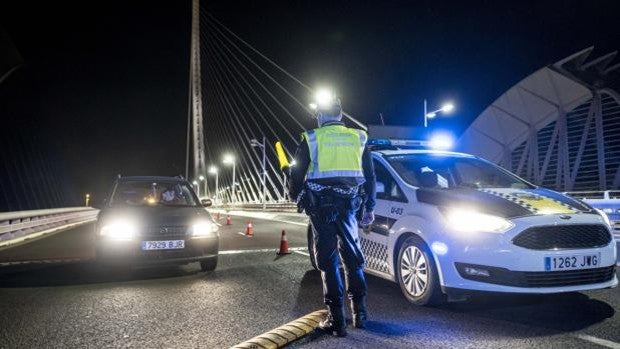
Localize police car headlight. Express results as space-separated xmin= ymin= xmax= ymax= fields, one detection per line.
xmin=442 ymin=208 xmax=513 ymax=234
xmin=594 ymin=209 xmax=612 ymax=228
xmin=192 ymin=221 xmax=218 ymax=237
xmin=100 ymin=221 xmax=137 ymax=240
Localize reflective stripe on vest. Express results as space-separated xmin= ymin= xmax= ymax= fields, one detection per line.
xmin=302 ymin=125 xmax=367 ymax=180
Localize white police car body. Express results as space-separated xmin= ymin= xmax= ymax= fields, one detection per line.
xmin=358 ymin=141 xmax=617 ymax=305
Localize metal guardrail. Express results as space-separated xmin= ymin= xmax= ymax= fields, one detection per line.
xmin=214 ymin=202 xmax=297 ymax=212
xmin=564 ymin=190 xmax=620 ymax=200
xmin=0 ymin=207 xmax=99 ymax=245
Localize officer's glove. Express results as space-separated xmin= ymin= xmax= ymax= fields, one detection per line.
xmin=360 ymin=210 xmax=375 ymax=226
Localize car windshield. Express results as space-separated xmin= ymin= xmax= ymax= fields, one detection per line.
xmin=110 ymin=181 xmax=199 ymax=207
xmin=386 ymin=153 xmax=534 ymax=190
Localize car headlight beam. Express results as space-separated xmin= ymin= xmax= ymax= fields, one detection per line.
xmin=443 ymin=208 xmax=513 ymax=234
xmin=100 ymin=221 xmax=137 ymax=240
xmin=192 ymin=222 xmax=218 ymax=237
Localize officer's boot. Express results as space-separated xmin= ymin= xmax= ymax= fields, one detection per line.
xmin=351 ymin=297 xmax=368 ymax=329
xmin=319 ymin=305 xmax=347 ymax=337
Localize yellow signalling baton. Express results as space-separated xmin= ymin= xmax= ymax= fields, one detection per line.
xmin=275 ymin=141 xmax=290 ymax=170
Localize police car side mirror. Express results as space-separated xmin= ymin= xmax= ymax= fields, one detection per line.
xmin=376 ymin=182 xmax=385 ymax=194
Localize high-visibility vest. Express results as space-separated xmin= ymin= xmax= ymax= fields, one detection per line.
xmin=302 ymin=124 xmax=367 ymax=180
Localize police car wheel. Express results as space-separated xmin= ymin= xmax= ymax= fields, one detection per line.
xmin=396 ymin=236 xmax=444 ymax=306
xmin=307 ymin=224 xmax=318 ymax=270
xmin=200 ymin=256 xmax=218 ymax=272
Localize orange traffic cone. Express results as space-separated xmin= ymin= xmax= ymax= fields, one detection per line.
xmin=277 ymin=230 xmax=291 ymax=255
xmin=226 ymin=215 xmax=232 ymax=225
xmin=245 ymin=221 xmax=253 ymax=236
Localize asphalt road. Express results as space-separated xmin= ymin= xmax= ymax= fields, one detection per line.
xmin=0 ymin=213 xmax=619 ymax=348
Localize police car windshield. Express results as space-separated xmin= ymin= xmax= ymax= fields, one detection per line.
xmin=386 ymin=154 xmax=533 ymax=190
xmin=110 ymin=181 xmax=199 ymax=207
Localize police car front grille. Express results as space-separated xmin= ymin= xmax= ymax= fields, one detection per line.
xmin=512 ymin=224 xmax=612 ymax=250
xmin=142 ymin=226 xmax=189 ymax=237
xmin=523 ymin=267 xmax=616 ymax=287
xmin=456 ymin=263 xmax=616 ymax=287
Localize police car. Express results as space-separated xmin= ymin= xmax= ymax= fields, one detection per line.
xmin=309 ymin=139 xmax=618 ymax=305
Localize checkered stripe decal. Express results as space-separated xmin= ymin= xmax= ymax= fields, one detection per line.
xmin=306 ymin=182 xmax=359 ymax=195
xmin=478 ymin=189 xmax=578 ymax=214
xmin=360 ymin=236 xmax=389 ymax=274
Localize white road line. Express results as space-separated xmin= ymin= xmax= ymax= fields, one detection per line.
xmin=294 ymin=250 xmax=310 ymax=256
xmin=219 ymin=247 xmax=308 ymax=255
xmin=236 ymin=232 xmax=247 ymax=237
xmin=574 ymin=334 xmax=620 ymax=349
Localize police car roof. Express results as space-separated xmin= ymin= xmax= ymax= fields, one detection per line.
xmin=117 ymin=176 xmax=188 ymax=183
xmin=373 ymin=148 xmax=476 ymax=158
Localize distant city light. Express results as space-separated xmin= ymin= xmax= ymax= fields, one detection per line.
xmin=223 ymin=154 xmax=235 ymax=164
xmin=209 ymin=166 xmax=218 ymax=174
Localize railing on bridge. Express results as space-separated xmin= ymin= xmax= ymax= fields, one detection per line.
xmin=565 ymin=190 xmax=620 ymax=236
xmin=0 ymin=207 xmax=99 ymax=248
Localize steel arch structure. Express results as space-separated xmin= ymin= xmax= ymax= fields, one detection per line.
xmin=459 ymin=47 xmax=620 ymax=192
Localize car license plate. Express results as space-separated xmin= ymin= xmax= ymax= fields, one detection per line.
xmin=141 ymin=240 xmax=185 ymax=250
xmin=544 ymin=253 xmax=600 ymax=271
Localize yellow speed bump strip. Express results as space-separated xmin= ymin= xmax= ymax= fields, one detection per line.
xmin=231 ymin=309 xmax=327 ymax=349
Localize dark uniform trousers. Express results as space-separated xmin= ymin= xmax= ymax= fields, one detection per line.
xmin=309 ymin=192 xmax=367 ymax=307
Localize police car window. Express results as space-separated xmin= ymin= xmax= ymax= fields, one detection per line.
xmin=386 ymin=154 xmax=532 ymax=189
xmin=373 ymin=160 xmax=407 ymax=202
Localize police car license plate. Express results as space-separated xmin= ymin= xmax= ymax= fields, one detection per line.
xmin=141 ymin=240 xmax=185 ymax=250
xmin=544 ymin=253 xmax=600 ymax=271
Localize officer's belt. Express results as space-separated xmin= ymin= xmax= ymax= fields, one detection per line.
xmin=306 ymin=181 xmax=359 ymax=196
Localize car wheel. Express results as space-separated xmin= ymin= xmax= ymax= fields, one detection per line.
xmin=396 ymin=236 xmax=444 ymax=306
xmin=307 ymin=224 xmax=318 ymax=270
xmin=200 ymin=256 xmax=218 ymax=272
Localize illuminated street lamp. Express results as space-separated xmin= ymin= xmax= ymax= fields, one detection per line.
xmin=223 ymin=154 xmax=236 ymax=204
xmin=424 ymin=100 xmax=455 ymax=128
xmin=85 ymin=193 xmax=90 ymax=207
xmin=209 ymin=166 xmax=219 ymax=204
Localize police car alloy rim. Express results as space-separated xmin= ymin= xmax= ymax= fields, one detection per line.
xmin=400 ymin=246 xmax=428 ymax=297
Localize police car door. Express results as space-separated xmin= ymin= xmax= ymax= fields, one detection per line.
xmin=360 ymin=158 xmax=407 ymax=277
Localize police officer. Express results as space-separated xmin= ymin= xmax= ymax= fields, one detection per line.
xmin=289 ymin=91 xmax=376 ymax=337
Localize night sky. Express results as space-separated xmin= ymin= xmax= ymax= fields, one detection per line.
xmin=1 ymin=0 xmax=619 ymax=209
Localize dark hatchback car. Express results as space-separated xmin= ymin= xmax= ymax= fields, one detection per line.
xmin=96 ymin=176 xmax=219 ymax=271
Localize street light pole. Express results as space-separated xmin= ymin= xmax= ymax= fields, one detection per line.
xmin=251 ymin=137 xmax=267 ymax=210
xmin=223 ymin=154 xmax=236 ymax=205
xmin=423 ymin=99 xmax=455 ymax=128
xmin=199 ymin=175 xmax=205 ymax=199
xmin=209 ymin=166 xmax=219 ymax=204
xmin=193 ymin=180 xmax=200 ymax=197
xmin=424 ymin=99 xmax=428 ymax=128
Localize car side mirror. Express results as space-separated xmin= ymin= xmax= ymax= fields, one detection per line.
xmin=376 ymin=182 xmax=385 ymax=194
xmin=201 ymin=199 xmax=213 ymax=207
